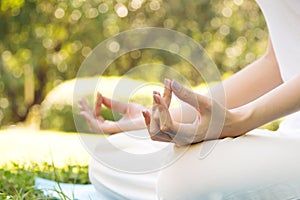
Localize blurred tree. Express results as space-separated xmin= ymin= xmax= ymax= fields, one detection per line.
xmin=0 ymin=0 xmax=267 ymax=127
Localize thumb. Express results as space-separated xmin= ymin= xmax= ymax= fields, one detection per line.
xmin=171 ymin=80 xmax=210 ymax=111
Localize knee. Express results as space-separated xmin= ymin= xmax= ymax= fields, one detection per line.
xmin=88 ymin=158 xmax=99 ymax=186
xmin=88 ymin=158 xmax=117 ymax=196
xmin=88 ymin=157 xmax=110 ymax=188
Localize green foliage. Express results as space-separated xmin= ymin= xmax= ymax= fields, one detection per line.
xmin=260 ymin=120 xmax=281 ymax=131
xmin=0 ymin=0 xmax=24 ymax=11
xmin=0 ymin=0 xmax=268 ymax=127
xmin=41 ymin=104 xmax=75 ymax=132
xmin=0 ymin=162 xmax=89 ymax=199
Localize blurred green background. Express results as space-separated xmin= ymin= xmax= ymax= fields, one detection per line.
xmin=0 ymin=0 xmax=274 ymax=132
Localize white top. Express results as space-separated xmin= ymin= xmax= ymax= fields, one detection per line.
xmin=256 ymin=0 xmax=300 ymax=133
xmin=256 ymin=0 xmax=300 ymax=82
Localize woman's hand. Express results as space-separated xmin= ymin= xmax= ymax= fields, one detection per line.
xmin=79 ymin=92 xmax=147 ymax=134
xmin=143 ymin=80 xmax=241 ymax=146
xmin=142 ymin=79 xmax=174 ymax=143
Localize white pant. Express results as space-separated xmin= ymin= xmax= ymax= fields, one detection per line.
xmin=89 ymin=124 xmax=300 ymax=199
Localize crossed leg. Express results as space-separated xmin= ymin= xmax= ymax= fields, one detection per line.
xmin=89 ymin=129 xmax=300 ymax=200
xmin=157 ymin=130 xmax=300 ymax=200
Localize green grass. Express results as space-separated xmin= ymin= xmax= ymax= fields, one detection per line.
xmin=0 ymin=128 xmax=98 ymax=199
xmin=0 ymin=162 xmax=89 ymax=199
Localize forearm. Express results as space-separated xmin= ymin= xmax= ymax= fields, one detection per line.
xmin=224 ymin=74 xmax=300 ymax=137
xmin=171 ymin=53 xmax=282 ymax=124
xmin=169 ymin=52 xmax=283 ymax=124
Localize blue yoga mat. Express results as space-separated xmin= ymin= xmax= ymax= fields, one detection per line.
xmin=34 ymin=177 xmax=109 ymax=200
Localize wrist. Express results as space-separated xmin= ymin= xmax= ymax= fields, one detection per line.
xmin=223 ymin=106 xmax=253 ymax=137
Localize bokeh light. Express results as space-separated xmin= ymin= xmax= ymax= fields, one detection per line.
xmin=0 ymin=0 xmax=267 ymax=130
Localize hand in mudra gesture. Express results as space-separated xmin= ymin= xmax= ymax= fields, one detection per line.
xmin=79 ymin=92 xmax=147 ymax=134
xmin=143 ymin=79 xmax=237 ymax=146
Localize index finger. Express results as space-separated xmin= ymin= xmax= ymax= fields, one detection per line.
xmin=102 ymin=96 xmax=129 ymax=114
xmin=94 ymin=92 xmax=103 ymax=117
xmin=163 ymin=79 xmax=172 ymax=108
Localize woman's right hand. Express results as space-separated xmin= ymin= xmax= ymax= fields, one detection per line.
xmin=79 ymin=92 xmax=147 ymax=134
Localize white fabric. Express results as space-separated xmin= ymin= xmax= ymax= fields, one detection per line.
xmin=89 ymin=1 xmax=300 ymax=199
xmin=279 ymin=111 xmax=300 ymax=136
xmin=256 ymin=0 xmax=300 ymax=82
xmin=90 ymin=130 xmax=300 ymax=200
xmin=157 ymin=131 xmax=300 ymax=200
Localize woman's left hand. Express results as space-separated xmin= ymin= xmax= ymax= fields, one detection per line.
xmin=143 ymin=80 xmax=239 ymax=146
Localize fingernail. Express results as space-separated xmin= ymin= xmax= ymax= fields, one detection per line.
xmin=172 ymin=80 xmax=181 ymax=92
xmin=153 ymin=94 xmax=160 ymax=104
xmin=164 ymin=79 xmax=171 ymax=89
xmin=153 ymin=91 xmax=161 ymax=96
xmin=142 ymin=110 xmax=146 ymax=117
